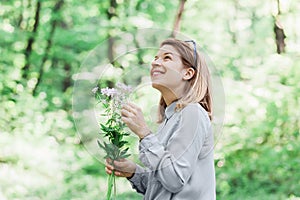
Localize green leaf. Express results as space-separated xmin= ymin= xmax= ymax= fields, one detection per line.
xmin=119 ymin=153 xmax=130 ymax=159
xmin=119 ymin=147 xmax=130 ymax=158
xmin=97 ymin=140 xmax=105 ymax=149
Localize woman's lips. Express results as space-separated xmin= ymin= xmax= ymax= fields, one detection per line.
xmin=151 ymin=70 xmax=164 ymax=77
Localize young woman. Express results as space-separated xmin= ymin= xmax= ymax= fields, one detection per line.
xmin=105 ymin=38 xmax=216 ymax=200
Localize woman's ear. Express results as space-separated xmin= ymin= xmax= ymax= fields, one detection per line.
xmin=183 ymin=68 xmax=195 ymax=80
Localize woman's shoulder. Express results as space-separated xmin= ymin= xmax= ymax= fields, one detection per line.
xmin=181 ymin=103 xmax=210 ymax=122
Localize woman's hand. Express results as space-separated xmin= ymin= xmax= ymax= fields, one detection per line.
xmin=105 ymin=158 xmax=136 ymax=178
xmin=121 ymin=102 xmax=151 ymax=139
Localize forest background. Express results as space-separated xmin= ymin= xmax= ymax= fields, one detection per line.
xmin=0 ymin=0 xmax=300 ymax=199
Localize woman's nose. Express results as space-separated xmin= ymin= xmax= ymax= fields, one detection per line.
xmin=151 ymin=58 xmax=162 ymax=67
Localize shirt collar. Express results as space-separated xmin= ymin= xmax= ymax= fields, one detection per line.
xmin=165 ymin=101 xmax=177 ymax=120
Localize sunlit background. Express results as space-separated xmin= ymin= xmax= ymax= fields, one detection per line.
xmin=0 ymin=0 xmax=299 ymax=199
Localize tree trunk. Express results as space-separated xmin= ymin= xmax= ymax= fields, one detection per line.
xmin=62 ymin=63 xmax=71 ymax=92
xmin=274 ymin=0 xmax=286 ymax=54
xmin=106 ymin=0 xmax=117 ymax=64
xmin=274 ymin=19 xmax=286 ymax=54
xmin=171 ymin=0 xmax=187 ymax=38
xmin=17 ymin=0 xmax=24 ymax=28
xmin=22 ymin=0 xmax=41 ymax=79
xmin=33 ymin=0 xmax=64 ymax=96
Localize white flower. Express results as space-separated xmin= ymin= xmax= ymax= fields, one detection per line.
xmin=92 ymin=87 xmax=99 ymax=94
xmin=116 ymin=82 xmax=132 ymax=94
xmin=101 ymin=87 xmax=118 ymax=97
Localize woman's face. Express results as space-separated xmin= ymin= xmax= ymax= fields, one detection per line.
xmin=150 ymin=44 xmax=187 ymax=93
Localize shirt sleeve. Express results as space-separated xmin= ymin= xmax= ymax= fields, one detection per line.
xmin=127 ymin=164 xmax=149 ymax=194
xmin=139 ymin=104 xmax=210 ymax=193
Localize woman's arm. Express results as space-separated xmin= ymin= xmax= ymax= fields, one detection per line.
xmin=127 ymin=164 xmax=149 ymax=194
xmin=121 ymin=102 xmax=210 ymax=193
xmin=139 ymin=105 xmax=210 ymax=193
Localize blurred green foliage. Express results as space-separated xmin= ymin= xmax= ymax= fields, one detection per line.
xmin=0 ymin=0 xmax=299 ymax=199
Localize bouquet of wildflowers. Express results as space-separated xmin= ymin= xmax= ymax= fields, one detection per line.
xmin=92 ymin=82 xmax=132 ymax=200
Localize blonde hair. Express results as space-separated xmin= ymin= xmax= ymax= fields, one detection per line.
xmin=157 ymin=38 xmax=212 ymax=122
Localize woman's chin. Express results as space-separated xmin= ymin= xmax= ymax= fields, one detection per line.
xmin=151 ymin=82 xmax=162 ymax=89
xmin=151 ymin=82 xmax=169 ymax=92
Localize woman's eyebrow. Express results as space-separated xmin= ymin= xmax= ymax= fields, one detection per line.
xmin=155 ymin=52 xmax=173 ymax=57
xmin=163 ymin=52 xmax=173 ymax=55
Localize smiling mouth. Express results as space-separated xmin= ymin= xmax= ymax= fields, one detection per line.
xmin=151 ymin=71 xmax=164 ymax=77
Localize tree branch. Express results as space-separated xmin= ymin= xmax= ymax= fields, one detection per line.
xmin=171 ymin=0 xmax=187 ymax=38
xmin=273 ymin=0 xmax=286 ymax=54
xmin=106 ymin=0 xmax=118 ymax=64
xmin=22 ymin=0 xmax=41 ymax=79
xmin=33 ymin=0 xmax=64 ymax=96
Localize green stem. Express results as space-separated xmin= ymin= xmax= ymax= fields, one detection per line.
xmin=106 ymin=171 xmax=114 ymax=200
xmin=113 ymin=174 xmax=116 ymax=200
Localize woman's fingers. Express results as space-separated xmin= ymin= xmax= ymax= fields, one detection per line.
xmin=106 ymin=163 xmax=114 ymax=171
xmin=121 ymin=108 xmax=133 ymax=118
xmin=121 ymin=102 xmax=150 ymax=139
xmin=105 ymin=167 xmax=113 ymax=174
xmin=105 ymin=158 xmax=135 ymax=178
xmin=105 ymin=159 xmax=114 ymax=171
xmin=121 ymin=103 xmax=141 ymax=123
xmin=126 ymin=102 xmax=139 ymax=110
xmin=113 ymin=159 xmax=126 ymax=169
xmin=114 ymin=171 xmax=126 ymax=177
xmin=105 ymin=158 xmax=126 ymax=171
xmin=122 ymin=103 xmax=139 ymax=115
xmin=106 ymin=167 xmax=125 ymax=177
xmin=121 ymin=104 xmax=130 ymax=113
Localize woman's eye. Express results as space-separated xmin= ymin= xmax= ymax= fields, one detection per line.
xmin=164 ymin=56 xmax=171 ymax=60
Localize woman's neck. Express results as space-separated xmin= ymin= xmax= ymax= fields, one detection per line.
xmin=153 ymin=83 xmax=187 ymax=106
xmin=160 ymin=88 xmax=182 ymax=106
xmin=163 ymin=95 xmax=177 ymax=106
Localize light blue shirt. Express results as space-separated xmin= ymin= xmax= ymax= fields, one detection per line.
xmin=128 ymin=102 xmax=216 ymax=200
